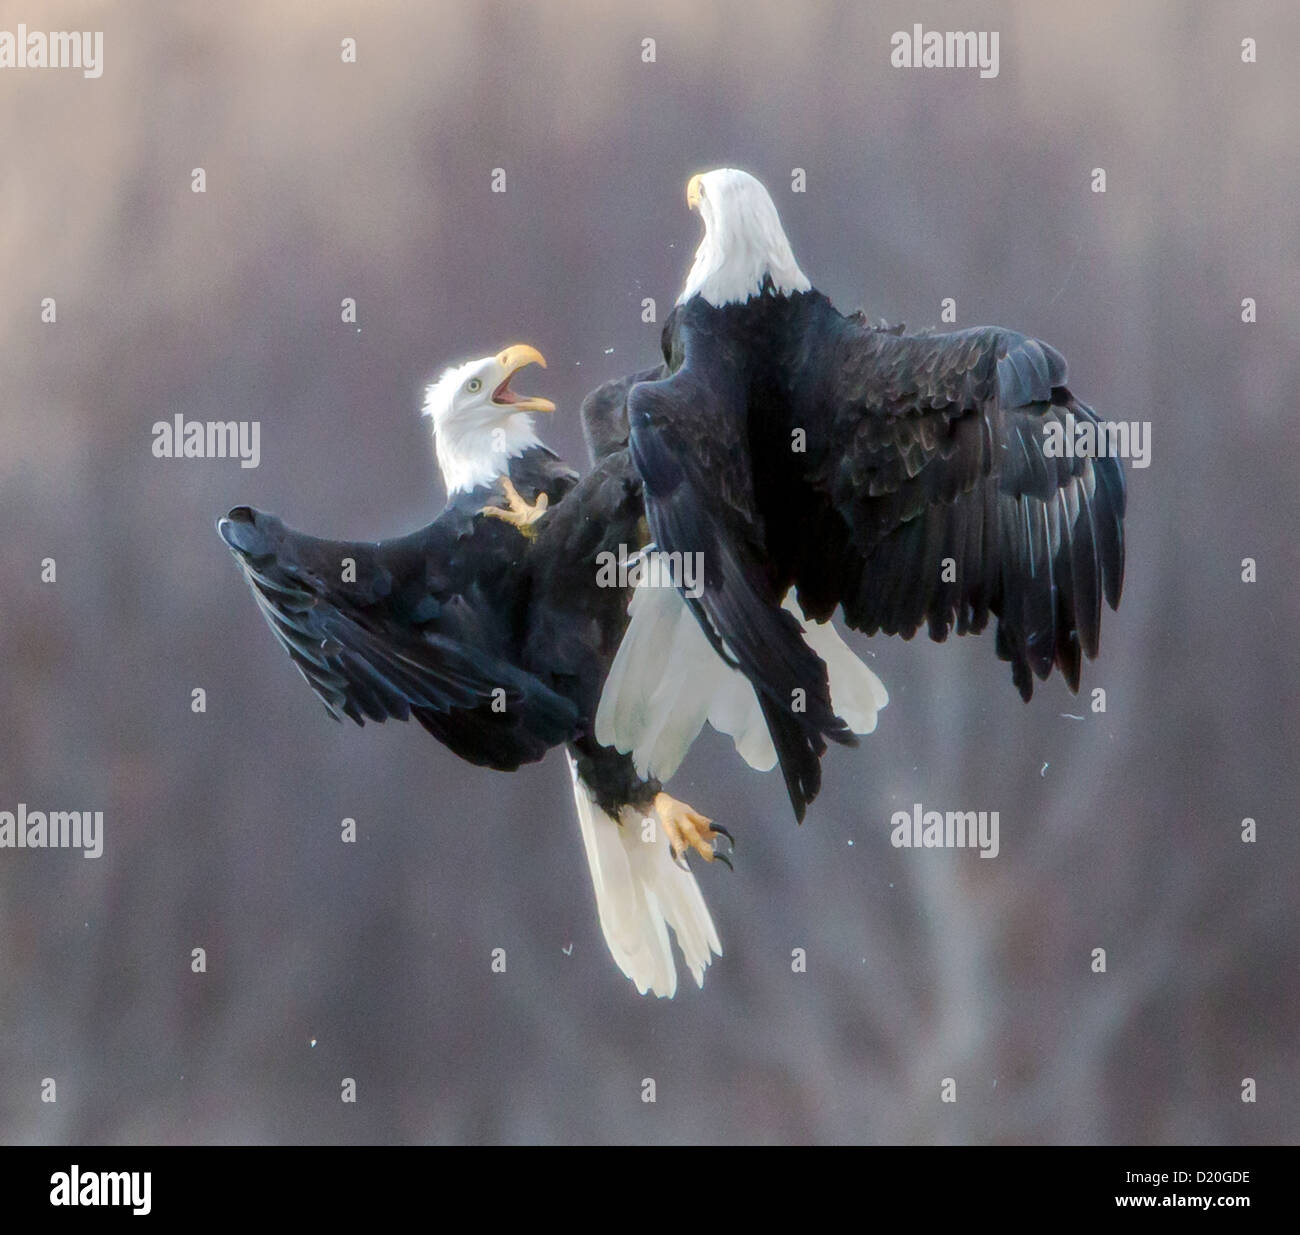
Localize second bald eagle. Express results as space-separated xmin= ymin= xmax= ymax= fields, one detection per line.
xmin=598 ymin=169 xmax=1126 ymax=821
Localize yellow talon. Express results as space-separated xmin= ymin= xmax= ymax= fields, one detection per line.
xmin=481 ymin=476 xmax=549 ymax=538
xmin=654 ymin=792 xmax=722 ymax=863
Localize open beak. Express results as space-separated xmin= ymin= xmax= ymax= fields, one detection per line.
xmin=686 ymin=173 xmax=704 ymax=211
xmin=491 ymin=344 xmax=555 ymax=413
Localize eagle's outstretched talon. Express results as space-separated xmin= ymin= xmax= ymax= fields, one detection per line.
xmin=654 ymin=792 xmax=724 ymax=863
xmin=481 ymin=476 xmax=549 ymax=538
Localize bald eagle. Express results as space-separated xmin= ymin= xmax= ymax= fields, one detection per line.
xmin=598 ymin=169 xmax=1126 ymax=821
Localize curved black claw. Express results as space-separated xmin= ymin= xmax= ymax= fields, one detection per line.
xmin=710 ymin=823 xmax=736 ymax=851
xmin=712 ymin=850 xmax=734 ymax=872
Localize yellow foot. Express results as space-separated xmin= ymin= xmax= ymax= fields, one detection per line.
xmin=653 ymin=792 xmax=732 ymax=865
xmin=480 ymin=476 xmax=549 ymax=538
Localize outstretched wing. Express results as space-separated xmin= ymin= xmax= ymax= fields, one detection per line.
xmin=802 ymin=313 xmax=1126 ymax=699
xmin=627 ymin=326 xmax=853 ymax=823
xmin=218 ymin=506 xmax=578 ymax=769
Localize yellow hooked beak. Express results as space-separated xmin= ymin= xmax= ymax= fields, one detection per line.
xmin=686 ymin=173 xmax=704 ymax=211
xmin=492 ymin=344 xmax=555 ymax=413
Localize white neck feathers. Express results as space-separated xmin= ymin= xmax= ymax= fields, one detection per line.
xmin=435 ymin=414 xmax=541 ymax=495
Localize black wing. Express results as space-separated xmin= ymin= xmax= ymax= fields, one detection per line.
xmin=802 ymin=312 xmax=1125 ymax=699
xmin=580 ymin=363 xmax=668 ymax=465
xmin=218 ymin=505 xmax=578 ymax=769
xmin=627 ymin=327 xmax=853 ymax=823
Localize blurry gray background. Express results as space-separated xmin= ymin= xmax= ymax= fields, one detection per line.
xmin=1 ymin=0 xmax=1296 ymax=1144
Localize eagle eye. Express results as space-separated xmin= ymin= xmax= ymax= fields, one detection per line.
xmin=466 ymin=377 xmax=483 ymax=393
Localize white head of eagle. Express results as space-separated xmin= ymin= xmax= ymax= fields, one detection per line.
xmin=422 ymin=344 xmax=555 ymax=494
xmin=677 ymin=168 xmax=812 ymax=308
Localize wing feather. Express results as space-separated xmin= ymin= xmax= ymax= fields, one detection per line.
xmin=803 ymin=314 xmax=1125 ymax=699
xmin=220 ymin=507 xmax=578 ymax=769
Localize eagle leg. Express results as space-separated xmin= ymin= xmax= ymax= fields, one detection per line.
xmin=480 ymin=476 xmax=549 ymax=539
xmin=654 ymin=792 xmax=730 ymax=866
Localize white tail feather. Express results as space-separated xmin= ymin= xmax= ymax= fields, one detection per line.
xmin=595 ymin=568 xmax=887 ymax=781
xmin=567 ymin=753 xmax=721 ymax=997
xmin=784 ymin=595 xmax=889 ymax=733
